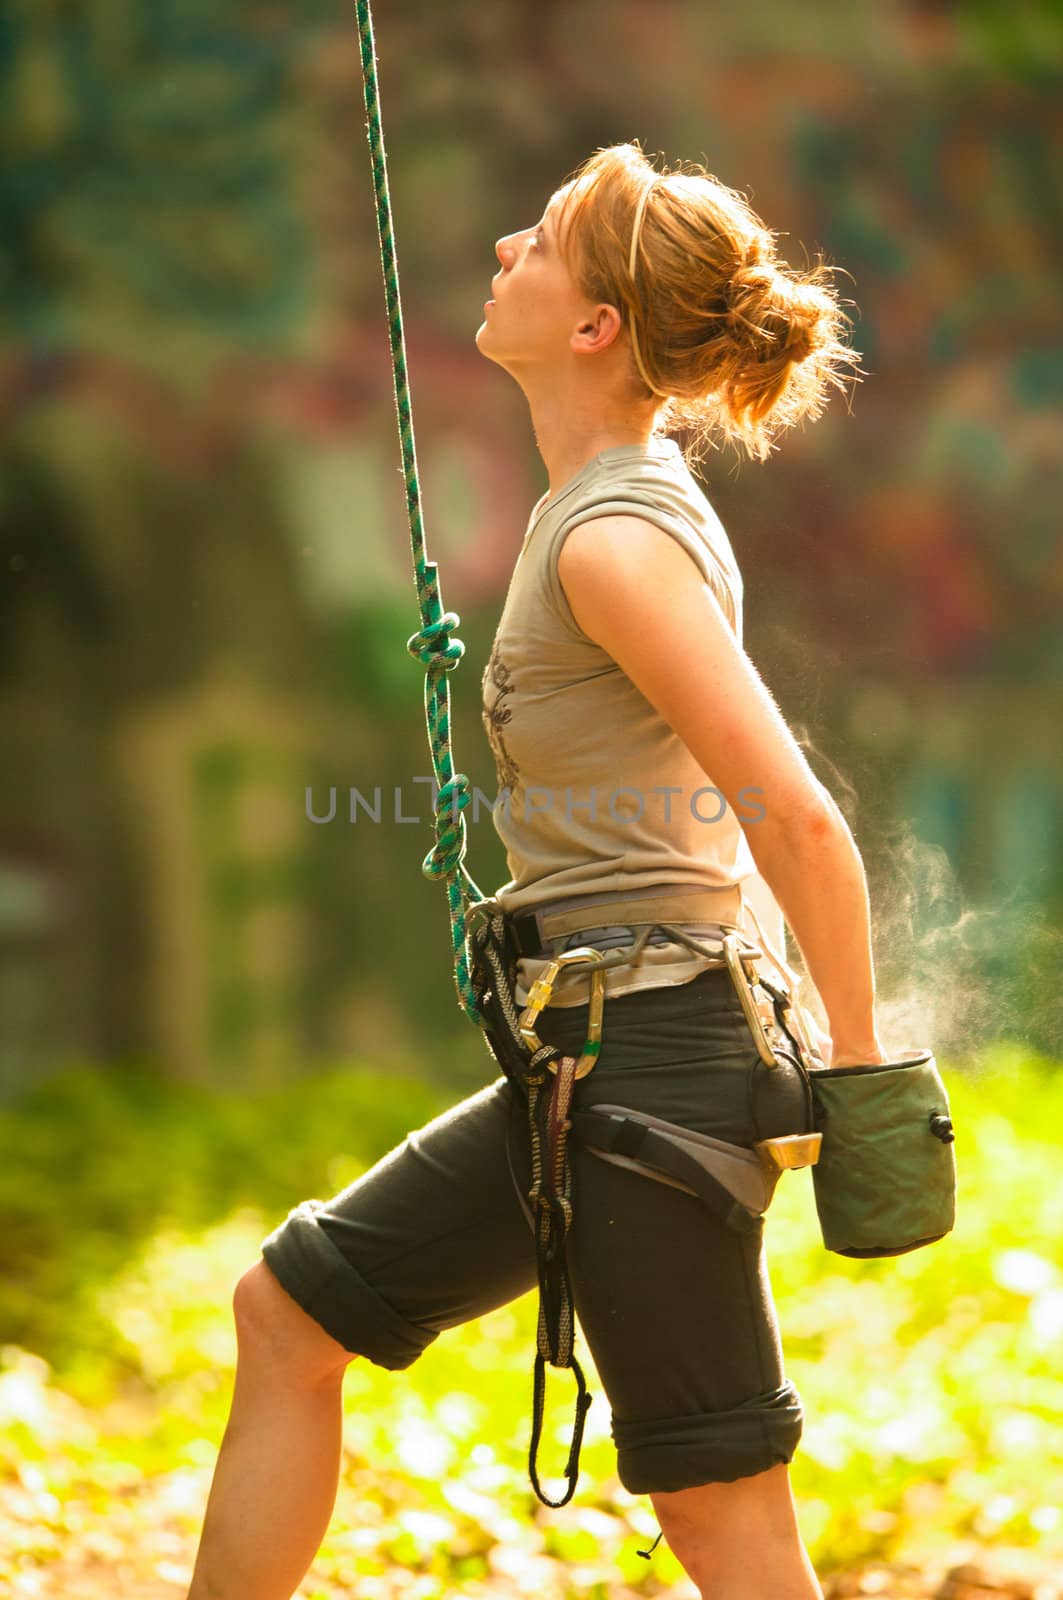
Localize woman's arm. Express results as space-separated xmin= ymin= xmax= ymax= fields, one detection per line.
xmin=556 ymin=514 xmax=885 ymax=1067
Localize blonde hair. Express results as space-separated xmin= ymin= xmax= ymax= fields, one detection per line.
xmin=553 ymin=140 xmax=863 ymax=467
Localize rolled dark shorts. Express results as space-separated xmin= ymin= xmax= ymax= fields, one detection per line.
xmin=260 ymin=960 xmax=806 ymax=1494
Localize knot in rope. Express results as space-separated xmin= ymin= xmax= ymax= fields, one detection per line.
xmin=420 ymin=773 xmax=472 ymax=880
xmin=406 ymin=612 xmax=465 ymax=672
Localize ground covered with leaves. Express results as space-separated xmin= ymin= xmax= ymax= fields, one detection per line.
xmin=1 ymin=1048 xmax=1061 ymax=1597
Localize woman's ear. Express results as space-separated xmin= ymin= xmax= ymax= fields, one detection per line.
xmin=571 ymin=303 xmax=623 ymax=354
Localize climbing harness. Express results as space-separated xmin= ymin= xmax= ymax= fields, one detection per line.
xmin=470 ymin=893 xmax=825 ymax=1512
xmin=352 ymin=0 xmax=824 ymax=1521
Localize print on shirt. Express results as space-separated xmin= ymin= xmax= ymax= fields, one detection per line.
xmin=481 ymin=640 xmax=521 ymax=798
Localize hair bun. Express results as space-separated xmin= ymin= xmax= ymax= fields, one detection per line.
xmin=725 ymin=259 xmax=818 ymax=365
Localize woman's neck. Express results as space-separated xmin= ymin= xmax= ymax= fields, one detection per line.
xmin=532 ymin=414 xmax=660 ymax=497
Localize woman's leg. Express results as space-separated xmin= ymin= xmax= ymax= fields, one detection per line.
xmin=651 ymin=1464 xmax=823 ymax=1599
xmin=187 ymin=1260 xmax=358 ymax=1600
xmin=535 ymin=966 xmax=822 ymax=1597
xmin=188 ymin=1075 xmax=540 ymax=1599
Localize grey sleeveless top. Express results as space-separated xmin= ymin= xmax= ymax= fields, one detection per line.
xmin=480 ymin=438 xmax=791 ymax=1006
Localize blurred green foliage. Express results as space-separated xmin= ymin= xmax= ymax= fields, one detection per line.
xmin=0 ymin=1052 xmax=450 ymax=1375
xmin=1 ymin=1 xmax=1060 ymax=1083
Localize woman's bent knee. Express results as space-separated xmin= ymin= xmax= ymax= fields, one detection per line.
xmin=651 ymin=1462 xmax=802 ymax=1567
xmin=233 ymin=1259 xmax=358 ymax=1384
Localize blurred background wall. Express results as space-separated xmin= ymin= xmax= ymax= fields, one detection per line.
xmin=1 ymin=0 xmax=1060 ymax=1094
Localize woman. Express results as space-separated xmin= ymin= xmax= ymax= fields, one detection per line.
xmin=188 ymin=142 xmax=881 ymax=1600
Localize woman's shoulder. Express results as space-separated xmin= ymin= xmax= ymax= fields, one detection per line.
xmin=552 ymin=445 xmax=743 ymax=628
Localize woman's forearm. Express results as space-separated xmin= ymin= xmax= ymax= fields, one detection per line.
xmin=748 ymin=794 xmax=884 ymax=1064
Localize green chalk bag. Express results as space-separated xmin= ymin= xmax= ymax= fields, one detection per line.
xmin=808 ymin=1049 xmax=957 ymax=1258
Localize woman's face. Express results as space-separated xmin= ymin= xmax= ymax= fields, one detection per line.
xmin=476 ymin=188 xmax=598 ymax=381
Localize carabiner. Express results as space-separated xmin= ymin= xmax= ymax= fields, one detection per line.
xmin=519 ymin=946 xmax=607 ymax=1080
xmin=722 ymin=933 xmax=778 ymax=1066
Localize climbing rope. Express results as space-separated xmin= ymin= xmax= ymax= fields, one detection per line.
xmin=354 ymin=0 xmax=486 ymax=1023
xmin=351 ymin=7 xmax=655 ymax=1536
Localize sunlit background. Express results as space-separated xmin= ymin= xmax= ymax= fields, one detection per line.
xmin=1 ymin=3 xmax=1061 ymax=1596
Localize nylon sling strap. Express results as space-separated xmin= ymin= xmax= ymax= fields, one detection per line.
xmin=467 ymin=901 xmax=600 ymax=1508
xmin=526 ymin=1054 xmax=595 ymax=1507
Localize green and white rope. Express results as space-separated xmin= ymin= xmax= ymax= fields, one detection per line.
xmin=355 ymin=0 xmax=487 ymax=1023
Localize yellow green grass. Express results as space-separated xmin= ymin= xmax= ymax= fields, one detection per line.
xmin=0 ymin=1046 xmax=1060 ymax=1593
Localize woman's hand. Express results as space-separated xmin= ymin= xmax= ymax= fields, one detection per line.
xmin=804 ymin=1013 xmax=886 ymax=1069
xmin=829 ymin=1038 xmax=886 ymax=1068
xmin=810 ymin=1019 xmax=833 ymax=1069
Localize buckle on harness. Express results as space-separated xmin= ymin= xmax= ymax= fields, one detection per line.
xmin=519 ymin=946 xmax=607 ymax=1080
xmin=754 ymin=1131 xmax=822 ymax=1170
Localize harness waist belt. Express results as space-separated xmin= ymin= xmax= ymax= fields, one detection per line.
xmin=508 ymin=886 xmax=745 ymax=958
